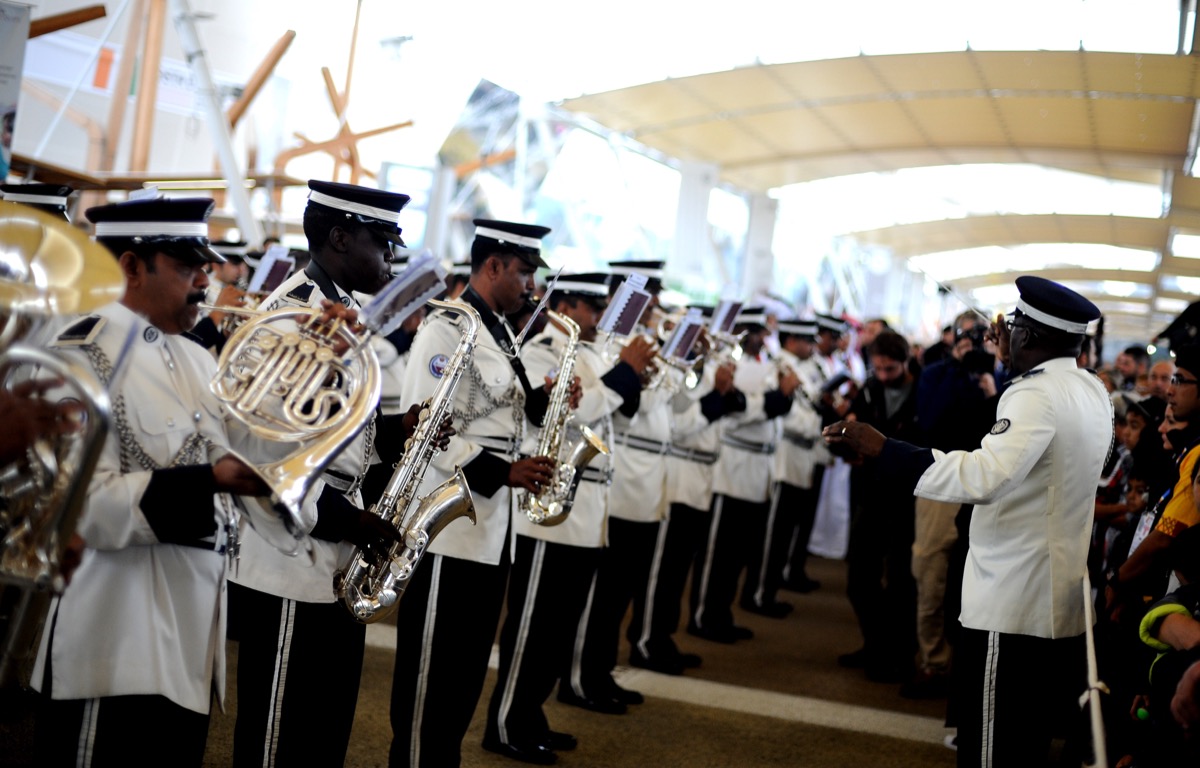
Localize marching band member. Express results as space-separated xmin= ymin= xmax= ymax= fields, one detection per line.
xmin=0 ymin=182 xmax=73 ymax=218
xmin=227 ymin=180 xmax=431 ymax=767
xmin=629 ymin=306 xmax=744 ymax=675
xmin=32 ymin=198 xmax=268 ymax=767
xmin=559 ymin=260 xmax=670 ymax=716
xmin=690 ymin=307 xmax=799 ymax=641
xmin=753 ymin=319 xmax=825 ymax=612
xmin=483 ymin=272 xmax=653 ymax=763
xmin=389 ymin=219 xmax=575 ymax=768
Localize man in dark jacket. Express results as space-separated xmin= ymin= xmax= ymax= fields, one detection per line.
xmin=839 ymin=330 xmax=924 ymax=683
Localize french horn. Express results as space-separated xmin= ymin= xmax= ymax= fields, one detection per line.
xmin=211 ymin=306 xmax=381 ymax=560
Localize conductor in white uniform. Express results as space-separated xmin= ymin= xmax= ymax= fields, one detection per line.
xmin=825 ymin=276 xmax=1111 ymax=768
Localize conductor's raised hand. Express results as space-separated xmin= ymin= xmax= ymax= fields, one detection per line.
xmin=985 ymin=313 xmax=1011 ymax=368
xmin=508 ymin=456 xmax=555 ymax=494
xmin=822 ymin=420 xmax=887 ymax=459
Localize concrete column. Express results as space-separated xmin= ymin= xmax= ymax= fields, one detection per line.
xmin=742 ymin=193 xmax=778 ymax=298
xmin=670 ymin=161 xmax=718 ymax=287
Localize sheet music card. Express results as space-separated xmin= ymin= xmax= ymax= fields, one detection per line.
xmin=597 ymin=272 xmax=650 ymax=337
xmin=360 ymin=250 xmax=446 ymax=337
xmin=247 ymin=245 xmax=294 ymax=293
xmin=661 ymin=308 xmax=704 ymax=360
xmin=710 ymin=299 xmax=743 ymax=336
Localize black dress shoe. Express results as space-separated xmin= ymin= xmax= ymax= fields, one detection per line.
xmin=837 ymin=647 xmax=870 ymax=669
xmin=781 ymin=576 xmax=821 ymax=593
xmin=482 ymin=736 xmax=558 ymax=765
xmin=740 ymin=599 xmax=794 ymax=618
xmin=732 ymin=624 xmax=754 ymax=640
xmin=678 ymin=652 xmax=702 ymax=668
xmin=540 ymin=731 xmax=577 ymax=751
xmin=556 ymin=688 xmax=627 ymax=715
xmin=607 ymin=682 xmax=644 ymax=706
xmin=686 ymin=623 xmax=737 ymax=644
xmin=629 ymin=650 xmax=684 ymax=676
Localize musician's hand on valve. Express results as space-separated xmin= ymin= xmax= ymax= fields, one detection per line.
xmin=349 ymin=509 xmax=403 ymax=555
xmin=433 ymin=414 xmax=455 ymax=450
xmin=509 ymin=456 xmax=555 ymax=494
xmin=315 ymin=300 xmax=362 ymax=355
xmin=567 ymin=376 xmax=582 ymax=409
xmin=213 ymin=455 xmax=271 ymax=497
xmin=822 ymin=420 xmax=886 ymax=459
xmin=778 ymin=368 xmax=801 ymax=399
xmin=714 ymin=363 xmax=735 ymax=395
xmin=619 ymin=335 xmax=657 ymax=375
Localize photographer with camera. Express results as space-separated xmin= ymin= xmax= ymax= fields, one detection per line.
xmin=903 ymin=312 xmax=1002 ymax=700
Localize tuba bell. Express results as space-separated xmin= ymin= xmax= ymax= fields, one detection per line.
xmin=0 ymin=201 xmax=126 ymax=689
xmin=211 ymin=306 xmax=381 ymax=560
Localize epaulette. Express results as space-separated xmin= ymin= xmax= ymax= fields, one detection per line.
xmin=285 ymin=281 xmax=316 ymax=304
xmin=1012 ymin=367 xmax=1046 ymax=382
xmin=53 ymin=315 xmax=104 ymax=346
xmin=537 ymin=337 xmax=554 ymax=347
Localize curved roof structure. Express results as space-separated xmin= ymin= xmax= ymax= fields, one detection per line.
xmin=561 ymin=50 xmax=1200 ymax=341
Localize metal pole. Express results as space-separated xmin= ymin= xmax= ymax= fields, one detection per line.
xmin=168 ymin=0 xmax=263 ymax=246
xmin=32 ymin=0 xmax=134 ymax=159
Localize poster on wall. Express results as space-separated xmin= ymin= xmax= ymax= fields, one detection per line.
xmin=0 ymin=1 xmax=31 ymax=180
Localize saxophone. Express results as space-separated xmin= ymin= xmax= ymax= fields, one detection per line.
xmin=521 ymin=311 xmax=609 ymax=526
xmin=336 ymin=299 xmax=480 ymax=623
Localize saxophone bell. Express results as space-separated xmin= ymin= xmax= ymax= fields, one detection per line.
xmin=527 ymin=425 xmax=608 ymax=526
xmin=340 ymin=466 xmax=476 ymax=623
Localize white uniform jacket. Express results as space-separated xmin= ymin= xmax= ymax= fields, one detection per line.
xmin=712 ymin=353 xmax=785 ymax=504
xmin=666 ymin=365 xmax=723 ymax=511
xmin=401 ymin=299 xmax=532 ymax=565
xmin=513 ymin=326 xmax=632 ymax=548
xmin=773 ymin=349 xmax=823 ymax=489
xmin=796 ymin=354 xmax=835 ymax=467
xmin=33 ymin=302 xmax=234 ymax=714
xmin=897 ymin=357 xmax=1113 ymax=638
xmin=228 ymin=268 xmax=374 ymax=603
xmin=608 ymin=332 xmax=673 ymax=523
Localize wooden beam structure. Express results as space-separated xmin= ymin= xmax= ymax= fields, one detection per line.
xmin=28 ymin=4 xmax=106 ymax=38
xmin=101 ymin=0 xmax=148 ymax=173
xmin=226 ymin=30 xmax=296 ymax=129
xmin=129 ymin=0 xmax=167 ymax=171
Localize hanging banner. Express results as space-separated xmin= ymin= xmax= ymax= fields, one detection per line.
xmin=0 ymin=1 xmax=31 ymax=180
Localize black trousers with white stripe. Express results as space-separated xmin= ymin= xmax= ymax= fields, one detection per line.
xmin=954 ymin=626 xmax=1086 ymax=768
xmin=486 ymin=535 xmax=601 ymax=746
xmin=691 ymin=493 xmax=766 ymax=632
xmin=36 ymin=693 xmax=209 ymax=767
xmin=628 ymin=503 xmax=710 ymax=660
xmin=228 ymin=582 xmax=366 ymax=768
xmin=389 ymin=551 xmax=509 ymax=768
xmin=783 ymin=464 xmax=825 ymax=584
xmin=564 ymin=517 xmax=659 ymax=697
xmin=742 ymin=480 xmax=803 ymax=608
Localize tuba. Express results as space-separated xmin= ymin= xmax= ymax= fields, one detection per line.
xmin=521 ymin=311 xmax=609 ymax=526
xmin=0 ymin=201 xmax=126 ymax=689
xmin=211 ymin=305 xmax=381 ymax=560
xmin=337 ymin=300 xmax=480 ymax=623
